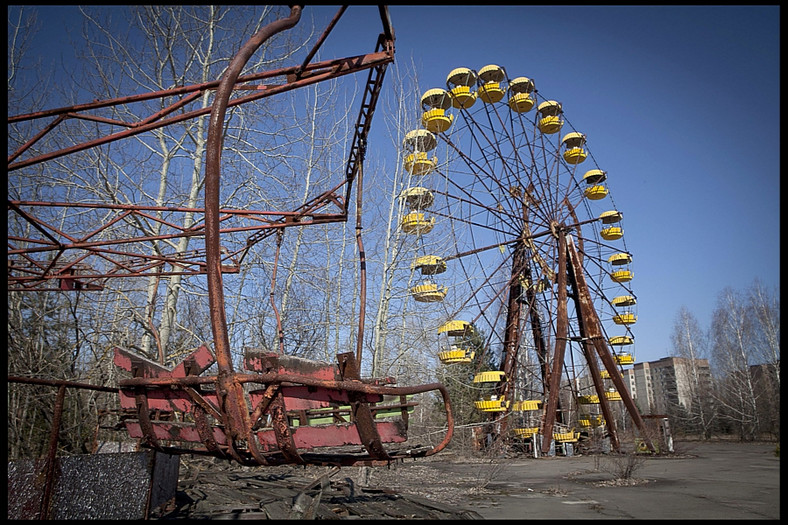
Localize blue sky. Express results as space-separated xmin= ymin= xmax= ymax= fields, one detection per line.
xmin=307 ymin=5 xmax=780 ymax=364
xmin=15 ymin=5 xmax=780 ymax=366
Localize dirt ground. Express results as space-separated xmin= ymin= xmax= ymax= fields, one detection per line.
xmin=162 ymin=440 xmax=779 ymax=520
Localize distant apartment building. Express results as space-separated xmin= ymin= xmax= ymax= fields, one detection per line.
xmin=621 ymin=356 xmax=712 ymax=415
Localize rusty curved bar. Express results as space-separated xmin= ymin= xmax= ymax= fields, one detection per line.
xmin=203 ymin=5 xmax=304 ymax=465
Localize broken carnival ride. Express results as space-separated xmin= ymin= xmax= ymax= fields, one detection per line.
xmin=7 ymin=6 xmax=453 ymax=467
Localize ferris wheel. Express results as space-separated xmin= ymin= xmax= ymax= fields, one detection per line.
xmin=397 ymin=64 xmax=653 ymax=454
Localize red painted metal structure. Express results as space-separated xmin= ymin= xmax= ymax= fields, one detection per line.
xmin=8 ymin=6 xmax=454 ymax=467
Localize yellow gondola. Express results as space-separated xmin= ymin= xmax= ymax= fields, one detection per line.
xmin=609 ymin=335 xmax=634 ymax=346
xmin=599 ymin=210 xmax=623 ymax=224
xmin=585 ymin=185 xmax=609 ymax=200
xmin=615 ymin=353 xmax=635 ymax=365
xmin=511 ymin=399 xmax=542 ymax=411
xmin=477 ymin=64 xmax=506 ymax=104
xmin=608 ymin=252 xmax=633 ymax=266
xmin=420 ymin=88 xmax=454 ymax=133
xmin=402 ymin=128 xmax=437 ymax=152
xmin=438 ymin=346 xmax=475 ymax=364
xmin=473 ymin=370 xmax=506 ymax=383
xmin=409 ymin=281 xmax=447 ymax=302
xmin=508 ymin=76 xmax=536 ymax=113
xmin=513 ymin=427 xmax=540 ymax=438
xmin=438 ymin=320 xmax=473 ymax=337
xmin=446 ymin=67 xmax=478 ymax=109
xmin=553 ymin=430 xmax=580 ymax=442
xmin=412 ymin=255 xmax=447 ymax=275
xmin=612 ymin=295 xmax=636 ymax=307
xmin=605 ymin=391 xmax=622 ymax=401
xmin=610 ymin=269 xmax=633 ymax=282
xmin=561 ymin=132 xmax=587 ymax=164
xmin=537 ymin=100 xmax=563 ymax=134
xmin=613 ymin=312 xmax=637 ymax=325
xmin=399 ymin=186 xmax=434 ymax=209
xmin=474 ymin=398 xmax=510 ymax=412
xmin=403 ymin=152 xmax=437 ymax=175
xmin=401 ymin=212 xmax=435 ymax=234
xmin=601 ymin=226 xmax=623 ymax=240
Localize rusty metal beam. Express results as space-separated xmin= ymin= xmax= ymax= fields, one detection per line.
xmin=565 ymin=235 xmax=655 ymax=452
xmin=540 ymin=232 xmax=568 ymax=455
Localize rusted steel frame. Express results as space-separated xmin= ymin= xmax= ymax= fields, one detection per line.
xmin=204 ymin=5 xmax=303 ymax=466
xmin=182 ymin=383 xmax=228 ymax=456
xmin=338 ymin=352 xmax=390 ymax=460
xmin=498 ymin=193 xmax=532 ymax=390
xmin=39 ymin=384 xmax=66 ymax=519
xmin=571 ymin=320 xmax=620 ymax=450
xmin=7 ymin=375 xmax=119 ymax=393
xmin=270 ymin=230 xmax=285 ymax=354
xmin=9 ymin=50 xmax=393 ymax=172
xmin=117 ymin=375 xmax=454 ymax=461
xmin=8 ymin=199 xmax=347 ymax=218
xmin=439 ymin=128 xmax=527 ymax=226
xmin=118 ymin=372 xmax=447 ymax=400
xmin=496 ymin=239 xmax=526 ymax=429
xmin=541 ymin=232 xmax=568 ymax=455
xmin=295 ymin=6 xmax=348 ymax=78
xmin=134 ymin=389 xmax=163 ymax=451
xmin=354 ymin=145 xmax=367 ymax=365
xmin=268 ymin=389 xmax=305 ymax=464
xmin=249 ymin=384 xmax=279 ymax=429
xmin=565 ymin=236 xmax=655 ymax=452
xmin=190 ymin=402 xmax=224 ymax=456
xmin=7 ymin=114 xmax=65 ymax=164
xmin=9 ymin=50 xmax=388 ymax=127
xmin=7 ymin=209 xmax=348 ymax=255
xmin=181 ymin=385 xmax=224 ymax=421
xmin=345 ymin=42 xmax=393 ymax=367
xmin=7 ymin=200 xmax=66 ymax=246
xmin=521 ymin=265 xmax=551 ymax=392
xmin=343 ymin=35 xmax=392 ymax=195
xmin=565 ymin=237 xmax=619 ymax=449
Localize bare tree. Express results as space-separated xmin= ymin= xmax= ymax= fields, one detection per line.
xmin=670 ymin=306 xmax=716 ymax=438
xmin=710 ymin=287 xmax=760 ymax=440
xmin=746 ymin=279 xmax=780 ymax=438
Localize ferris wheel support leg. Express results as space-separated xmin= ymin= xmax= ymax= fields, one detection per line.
xmin=578 ymin=338 xmax=620 ymax=451
xmin=566 ymin=236 xmax=656 ymax=453
xmin=540 ymin=234 xmax=568 ymax=456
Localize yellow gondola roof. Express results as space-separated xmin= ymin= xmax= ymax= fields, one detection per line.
xmin=412 ymin=255 xmax=447 ymax=274
xmin=421 ymin=88 xmax=453 ymax=111
xmin=473 ymin=370 xmax=506 ymax=383
xmin=399 ymin=186 xmax=434 ymax=209
xmin=612 ymin=295 xmax=637 ymax=307
xmin=537 ymin=100 xmax=562 ymax=114
xmin=446 ymin=67 xmax=477 ymax=87
xmin=608 ymin=252 xmax=633 ymax=265
xmin=609 ymin=335 xmax=634 ymax=345
xmin=561 ymin=131 xmax=586 ymax=145
xmin=583 ymin=169 xmax=607 ymax=184
xmin=508 ymin=76 xmax=535 ymax=93
xmin=478 ymin=64 xmax=505 ymax=83
xmin=599 ymin=210 xmax=623 ymax=224
xmin=438 ymin=319 xmax=473 ymax=336
xmin=403 ymin=129 xmax=437 ymax=151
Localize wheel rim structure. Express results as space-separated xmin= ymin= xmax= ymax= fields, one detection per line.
xmin=399 ymin=64 xmax=654 ymax=453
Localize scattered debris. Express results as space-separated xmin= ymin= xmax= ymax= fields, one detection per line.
xmin=151 ymin=457 xmax=483 ymax=520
